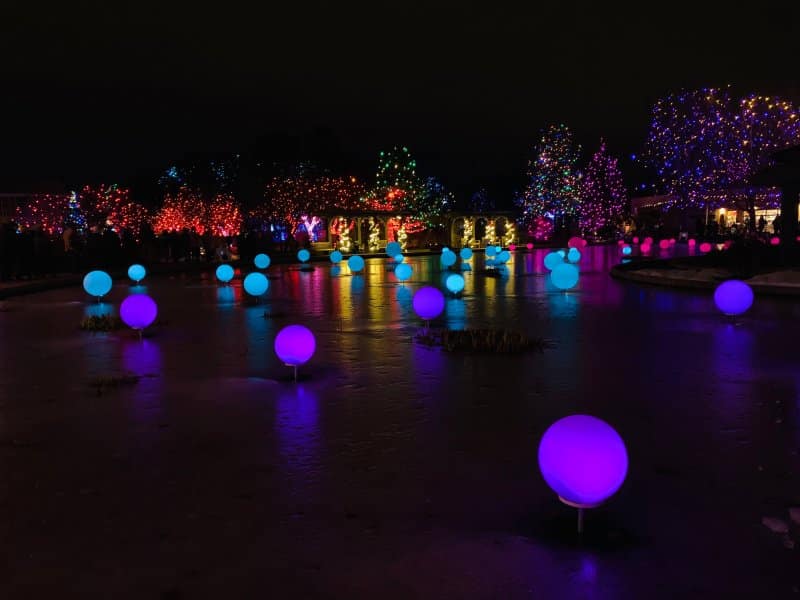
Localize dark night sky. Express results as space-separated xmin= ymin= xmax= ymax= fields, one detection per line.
xmin=2 ymin=1 xmax=799 ymax=201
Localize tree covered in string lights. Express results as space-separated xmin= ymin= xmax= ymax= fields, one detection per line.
xmin=207 ymin=194 xmax=244 ymax=237
xmin=363 ymin=146 xmax=425 ymax=213
xmin=579 ymin=141 xmax=627 ymax=237
xmin=516 ymin=124 xmax=582 ymax=236
xmin=151 ymin=187 xmax=207 ymax=234
xmin=79 ymin=184 xmax=148 ymax=236
xmin=414 ymin=176 xmax=453 ymax=226
xmin=14 ymin=194 xmax=72 ymax=234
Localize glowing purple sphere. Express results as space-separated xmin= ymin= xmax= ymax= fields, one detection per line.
xmin=120 ymin=294 xmax=158 ymax=330
xmin=274 ymin=324 xmax=316 ymax=366
xmin=412 ymin=286 xmax=445 ymax=321
xmin=713 ymin=280 xmax=754 ymax=316
xmin=538 ymin=415 xmax=628 ymax=507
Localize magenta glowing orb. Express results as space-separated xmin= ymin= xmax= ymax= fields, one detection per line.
xmin=274 ymin=324 xmax=316 ymax=366
xmin=538 ymin=415 xmax=628 ymax=507
xmin=714 ymin=280 xmax=754 ymax=316
xmin=567 ymin=236 xmax=585 ymax=249
xmin=699 ymin=242 xmax=712 ymax=253
xmin=120 ymin=294 xmax=158 ymax=330
xmin=669 ymin=238 xmax=676 ymax=245
xmin=658 ymin=239 xmax=669 ymax=250
xmin=644 ymin=236 xmax=653 ymax=245
xmin=412 ymin=286 xmax=445 ymax=321
xmin=688 ymin=238 xmax=696 ymax=247
xmin=526 ymin=243 xmax=533 ymax=250
xmin=770 ymin=236 xmax=780 ymax=246
xmin=640 ymin=242 xmax=651 ymax=254
xmin=509 ymin=243 xmax=516 ymax=251
xmin=633 ymin=236 xmax=639 ymax=244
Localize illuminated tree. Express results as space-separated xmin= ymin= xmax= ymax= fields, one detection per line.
xmin=516 ymin=124 xmax=582 ymax=235
xmin=207 ymin=194 xmax=243 ymax=236
xmin=363 ymin=146 xmax=425 ymax=212
xmin=579 ymin=141 xmax=628 ymax=237
xmin=80 ymin=184 xmax=148 ymax=235
xmin=151 ymin=187 xmax=206 ymax=233
xmin=14 ymin=194 xmax=72 ymax=234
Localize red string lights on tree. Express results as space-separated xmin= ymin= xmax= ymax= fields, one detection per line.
xmin=14 ymin=194 xmax=72 ymax=233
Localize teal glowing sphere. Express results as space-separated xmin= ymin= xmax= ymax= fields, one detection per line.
xmin=486 ymin=246 xmax=497 ymax=257
xmin=441 ymin=250 xmax=457 ymax=267
xmin=243 ymin=272 xmax=269 ymax=296
xmin=386 ymin=241 xmax=402 ymax=257
xmin=348 ymin=255 xmax=365 ymax=273
xmin=297 ymin=249 xmax=310 ymax=263
xmin=254 ymin=253 xmax=271 ymax=269
xmin=621 ymin=245 xmax=632 ymax=256
xmin=558 ymin=249 xmax=566 ymax=258
xmin=274 ymin=324 xmax=316 ymax=366
xmin=394 ymin=253 xmax=404 ymax=263
xmin=442 ymin=246 xmax=450 ymax=253
xmin=460 ymin=247 xmax=473 ymax=260
xmin=120 ymin=294 xmax=158 ymax=330
xmin=395 ymin=263 xmax=412 ymax=282
xmin=83 ymin=270 xmax=112 ymax=298
xmin=330 ymin=250 xmax=343 ymax=263
xmin=445 ymin=273 xmax=465 ymax=294
xmin=495 ymin=250 xmax=510 ymax=264
xmin=495 ymin=245 xmax=502 ymax=254
xmin=543 ymin=252 xmax=563 ymax=271
xmin=127 ymin=264 xmax=146 ymax=283
xmin=567 ymin=248 xmax=581 ymax=262
xmin=551 ymin=263 xmax=579 ymax=290
xmin=216 ymin=264 xmax=235 ymax=283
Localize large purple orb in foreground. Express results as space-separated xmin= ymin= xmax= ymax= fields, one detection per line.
xmin=120 ymin=294 xmax=158 ymax=330
xmin=274 ymin=324 xmax=316 ymax=366
xmin=538 ymin=415 xmax=628 ymax=507
xmin=412 ymin=286 xmax=445 ymax=321
xmin=713 ymin=280 xmax=754 ymax=316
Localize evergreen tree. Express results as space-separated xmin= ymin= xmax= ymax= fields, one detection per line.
xmin=579 ymin=140 xmax=627 ymax=237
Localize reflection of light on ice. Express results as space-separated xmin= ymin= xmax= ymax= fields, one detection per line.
xmin=276 ymin=385 xmax=321 ymax=494
xmin=445 ymin=298 xmax=467 ymax=331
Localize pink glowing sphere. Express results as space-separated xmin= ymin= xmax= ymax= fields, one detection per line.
xmin=644 ymin=237 xmax=653 ymax=245
xmin=526 ymin=242 xmax=533 ymax=250
xmin=633 ymin=236 xmax=639 ymax=244
xmin=640 ymin=242 xmax=651 ymax=253
xmin=617 ymin=240 xmax=625 ymax=246
xmin=669 ymin=238 xmax=676 ymax=245
xmin=770 ymin=236 xmax=780 ymax=246
xmin=723 ymin=240 xmax=733 ymax=250
xmin=567 ymin=236 xmax=586 ymax=249
xmin=508 ymin=244 xmax=516 ymax=252
xmin=699 ymin=242 xmax=712 ymax=253
xmin=658 ymin=239 xmax=670 ymax=250
xmin=688 ymin=238 xmax=696 ymax=247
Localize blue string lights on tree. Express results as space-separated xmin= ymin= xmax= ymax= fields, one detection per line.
xmin=579 ymin=141 xmax=628 ymax=238
xmin=516 ymin=124 xmax=582 ymax=239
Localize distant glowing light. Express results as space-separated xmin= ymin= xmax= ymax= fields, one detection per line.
xmin=538 ymin=415 xmax=628 ymax=507
xmin=544 ymin=251 xmax=563 ymax=271
xmin=567 ymin=247 xmax=581 ymax=262
xmin=386 ymin=241 xmax=402 ymax=257
xmin=633 ymin=236 xmax=639 ymax=244
xmin=216 ymin=264 xmax=235 ymax=283
xmin=509 ymin=243 xmax=516 ymax=251
xmin=770 ymin=236 xmax=780 ymax=246
xmin=83 ymin=270 xmax=112 ymax=298
xmin=699 ymin=242 xmax=712 ymax=253
xmin=127 ymin=264 xmax=146 ymax=283
xmin=297 ymin=249 xmax=310 ymax=263
xmin=658 ymin=239 xmax=670 ymax=249
xmin=348 ymin=255 xmax=365 ymax=273
xmin=460 ymin=247 xmax=473 ymax=261
xmin=254 ymin=253 xmax=271 ymax=269
xmin=688 ymin=238 xmax=696 ymax=247
xmin=526 ymin=243 xmax=533 ymax=250
xmin=120 ymin=294 xmax=158 ymax=330
xmin=441 ymin=250 xmax=457 ymax=267
xmin=445 ymin=273 xmax=465 ymax=294
xmin=243 ymin=272 xmax=269 ymax=296
xmin=330 ymin=250 xmax=343 ymax=263
xmin=413 ymin=286 xmax=445 ymax=321
xmin=486 ymin=246 xmax=497 ymax=258
xmin=395 ymin=263 xmax=412 ymax=282
xmin=714 ymin=280 xmax=754 ymax=316
xmin=568 ymin=236 xmax=587 ymax=249
xmin=640 ymin=242 xmax=652 ymax=253
xmin=274 ymin=324 xmax=316 ymax=366
xmin=621 ymin=245 xmax=632 ymax=255
xmin=551 ymin=263 xmax=579 ymax=290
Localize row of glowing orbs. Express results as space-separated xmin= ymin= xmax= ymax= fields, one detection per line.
xmin=83 ymin=269 xmax=158 ymax=331
xmin=543 ymin=248 xmax=581 ymax=290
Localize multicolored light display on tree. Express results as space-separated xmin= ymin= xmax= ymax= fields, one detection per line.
xmin=80 ymin=184 xmax=148 ymax=235
xmin=579 ymin=141 xmax=627 ymax=236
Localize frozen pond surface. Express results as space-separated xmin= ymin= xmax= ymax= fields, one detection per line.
xmin=1 ymin=247 xmax=799 ymax=598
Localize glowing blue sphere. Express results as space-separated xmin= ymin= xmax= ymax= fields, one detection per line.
xmin=297 ymin=249 xmax=310 ymax=263
xmin=538 ymin=415 xmax=628 ymax=507
xmin=441 ymin=250 xmax=457 ymax=267
xmin=567 ymin=247 xmax=581 ymax=262
xmin=348 ymin=255 xmax=365 ymax=273
xmin=551 ymin=263 xmax=579 ymax=290
xmin=442 ymin=246 xmax=450 ymax=253
xmin=395 ymin=263 xmax=412 ymax=282
xmin=445 ymin=273 xmax=465 ymax=294
xmin=494 ymin=245 xmax=502 ymax=254
xmin=393 ymin=254 xmax=404 ymax=264
xmin=330 ymin=250 xmax=343 ymax=264
xmin=460 ymin=247 xmax=473 ymax=261
xmin=714 ymin=280 xmax=754 ymax=316
xmin=243 ymin=272 xmax=269 ymax=296
xmin=495 ymin=250 xmax=510 ymax=264
xmin=386 ymin=241 xmax=402 ymax=257
xmin=558 ymin=249 xmax=566 ymax=258
xmin=254 ymin=253 xmax=271 ymax=269
xmin=216 ymin=264 xmax=235 ymax=283
xmin=83 ymin=270 xmax=112 ymax=298
xmin=274 ymin=324 xmax=316 ymax=366
xmin=621 ymin=245 xmax=632 ymax=256
xmin=412 ymin=286 xmax=445 ymax=321
xmin=543 ymin=252 xmax=563 ymax=271
xmin=127 ymin=264 xmax=146 ymax=283
xmin=486 ymin=246 xmax=497 ymax=257
xmin=120 ymin=294 xmax=158 ymax=330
